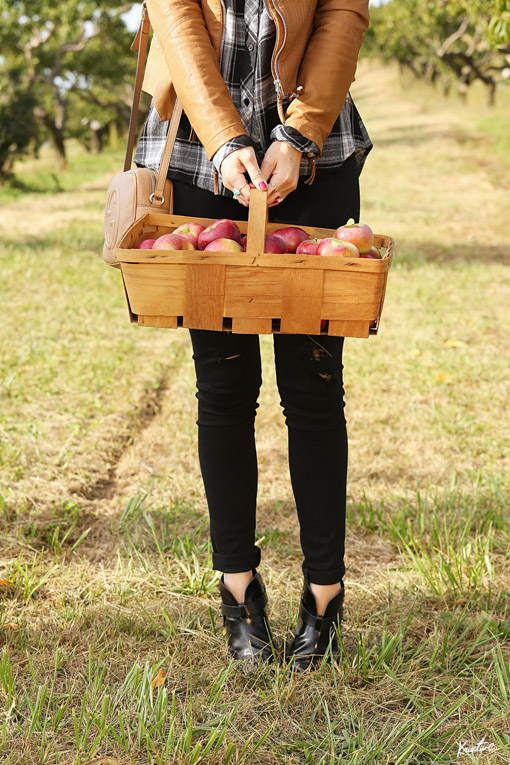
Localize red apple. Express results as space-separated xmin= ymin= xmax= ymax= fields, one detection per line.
xmin=241 ymin=235 xmax=247 ymax=252
xmin=136 ymin=239 xmax=156 ymax=249
xmin=203 ymin=238 xmax=243 ymax=252
xmin=360 ymin=246 xmax=382 ymax=259
xmin=317 ymin=238 xmax=359 ymax=257
xmin=271 ymin=226 xmax=308 ymax=253
xmin=264 ymin=235 xmax=287 ymax=254
xmin=296 ymin=238 xmax=322 ymax=256
xmin=152 ymin=233 xmax=195 ymax=250
xmin=198 ymin=218 xmax=242 ymax=250
xmin=320 ymin=319 xmax=328 ymax=331
xmin=173 ymin=222 xmax=205 ymax=249
xmin=334 ymin=218 xmax=374 ymax=254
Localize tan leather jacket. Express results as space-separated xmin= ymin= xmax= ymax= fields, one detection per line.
xmin=143 ymin=0 xmax=369 ymax=161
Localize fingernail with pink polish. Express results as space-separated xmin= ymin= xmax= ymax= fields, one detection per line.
xmin=258 ymin=181 xmax=268 ymax=190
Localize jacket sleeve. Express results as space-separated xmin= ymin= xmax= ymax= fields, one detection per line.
xmin=283 ymin=0 xmax=370 ymax=154
xmin=146 ymin=0 xmax=248 ymax=159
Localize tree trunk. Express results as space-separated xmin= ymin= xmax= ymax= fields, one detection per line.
xmin=53 ymin=94 xmax=68 ymax=169
xmin=457 ymin=78 xmax=469 ymax=102
xmin=108 ymin=121 xmax=119 ymax=151
xmin=425 ymin=61 xmax=438 ymax=85
xmin=1 ymin=153 xmax=15 ymax=179
xmin=441 ymin=76 xmax=451 ymax=97
xmin=35 ymin=106 xmax=67 ymax=169
xmin=486 ymin=80 xmax=496 ymax=107
xmin=46 ymin=119 xmax=67 ymax=169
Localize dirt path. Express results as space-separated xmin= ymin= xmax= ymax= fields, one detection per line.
xmin=353 ymin=62 xmax=508 ymax=261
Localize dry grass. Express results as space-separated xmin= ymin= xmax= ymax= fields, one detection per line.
xmin=0 ymin=63 xmax=509 ymax=763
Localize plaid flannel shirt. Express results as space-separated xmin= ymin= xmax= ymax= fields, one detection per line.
xmin=134 ymin=0 xmax=372 ymax=197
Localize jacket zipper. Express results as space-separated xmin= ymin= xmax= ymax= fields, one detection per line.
xmin=214 ymin=1 xmax=315 ymax=186
xmin=216 ymin=0 xmax=287 ymax=122
xmin=264 ymin=0 xmax=314 ymax=184
xmin=264 ymin=0 xmax=287 ymax=122
xmin=218 ymin=0 xmax=226 ymax=70
xmin=211 ymin=0 xmax=227 ymax=191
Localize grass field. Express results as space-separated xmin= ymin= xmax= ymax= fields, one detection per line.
xmin=0 ymin=62 xmax=509 ymax=764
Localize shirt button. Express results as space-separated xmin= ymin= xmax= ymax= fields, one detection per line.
xmin=244 ymin=98 xmax=250 ymax=106
xmin=248 ymin=43 xmax=254 ymax=52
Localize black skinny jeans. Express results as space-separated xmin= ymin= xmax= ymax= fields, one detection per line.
xmin=174 ymin=154 xmax=360 ymax=586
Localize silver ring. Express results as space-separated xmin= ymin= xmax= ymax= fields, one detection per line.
xmin=233 ymin=187 xmax=241 ymax=197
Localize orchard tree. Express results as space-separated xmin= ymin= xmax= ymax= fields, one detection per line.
xmin=455 ymin=0 xmax=510 ymax=51
xmin=0 ymin=65 xmax=39 ymax=179
xmin=364 ymin=0 xmax=510 ymax=105
xmin=0 ymin=0 xmax=138 ymax=169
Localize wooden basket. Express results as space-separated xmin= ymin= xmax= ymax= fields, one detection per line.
xmin=117 ymin=189 xmax=394 ymax=338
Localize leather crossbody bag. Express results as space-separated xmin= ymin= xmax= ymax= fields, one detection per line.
xmin=103 ymin=2 xmax=182 ymax=267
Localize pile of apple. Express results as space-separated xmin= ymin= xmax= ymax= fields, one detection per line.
xmin=136 ymin=218 xmax=382 ymax=259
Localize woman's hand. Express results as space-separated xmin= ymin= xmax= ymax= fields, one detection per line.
xmin=220 ymin=146 xmax=268 ymax=207
xmin=261 ymin=141 xmax=302 ymax=207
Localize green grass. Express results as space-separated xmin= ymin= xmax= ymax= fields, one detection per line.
xmin=476 ymin=113 xmax=510 ymax=167
xmin=1 ymin=65 xmax=509 ymax=763
xmin=0 ymin=218 xmax=183 ymax=503
xmin=0 ymin=141 xmax=125 ymax=205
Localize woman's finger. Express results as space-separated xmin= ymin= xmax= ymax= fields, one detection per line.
xmin=262 ymin=141 xmax=301 ymax=206
xmin=265 ymin=179 xmax=282 ymax=207
xmin=221 ymin=159 xmax=250 ymax=198
xmin=268 ymin=172 xmax=298 ymax=201
xmin=220 ymin=148 xmax=267 ymax=204
xmin=242 ymin=154 xmax=268 ymax=191
xmin=230 ymin=175 xmax=252 ymax=203
xmin=267 ymin=181 xmax=281 ymax=204
xmin=268 ymin=173 xmax=290 ymax=203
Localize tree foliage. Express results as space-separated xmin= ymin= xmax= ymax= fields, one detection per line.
xmin=364 ymin=0 xmax=510 ymax=106
xmin=0 ymin=0 xmax=139 ymax=174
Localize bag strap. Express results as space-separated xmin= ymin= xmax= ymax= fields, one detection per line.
xmin=124 ymin=1 xmax=183 ymax=205
xmin=153 ymin=99 xmax=183 ymax=205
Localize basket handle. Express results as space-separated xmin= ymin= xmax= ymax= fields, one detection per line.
xmin=245 ymin=189 xmax=268 ymax=254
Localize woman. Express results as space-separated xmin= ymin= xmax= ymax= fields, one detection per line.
xmin=135 ymin=0 xmax=372 ymax=671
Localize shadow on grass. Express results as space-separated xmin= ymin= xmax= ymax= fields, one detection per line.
xmin=5 ymin=230 xmax=103 ymax=253
xmin=392 ymin=240 xmax=509 ymax=268
xmin=1 ymin=173 xmax=66 ymax=194
xmin=373 ymin=122 xmax=468 ymax=147
xmin=9 ymin=233 xmax=508 ymax=267
xmin=3 ymin=177 xmax=109 ymax=196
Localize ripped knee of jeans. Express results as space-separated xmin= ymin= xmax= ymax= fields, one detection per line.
xmin=306 ymin=344 xmax=336 ymax=383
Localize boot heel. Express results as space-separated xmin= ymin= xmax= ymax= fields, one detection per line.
xmin=288 ymin=574 xmax=344 ymax=672
xmin=219 ymin=570 xmax=277 ymax=667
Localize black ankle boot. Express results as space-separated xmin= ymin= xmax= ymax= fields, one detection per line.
xmin=288 ymin=573 xmax=344 ymax=672
xmin=219 ymin=570 xmax=276 ymax=667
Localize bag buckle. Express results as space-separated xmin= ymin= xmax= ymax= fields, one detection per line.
xmin=149 ymin=192 xmax=165 ymax=205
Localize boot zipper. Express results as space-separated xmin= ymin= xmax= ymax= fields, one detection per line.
xmin=264 ymin=0 xmax=287 ymax=122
